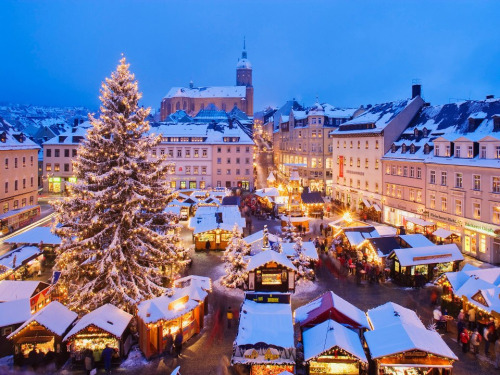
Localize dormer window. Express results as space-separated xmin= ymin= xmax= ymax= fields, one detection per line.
xmin=456 ymin=146 xmax=461 ymax=158
xmin=391 ymin=144 xmax=396 ymax=153
xmin=424 ymin=144 xmax=430 ymax=154
xmin=410 ymin=144 xmax=416 ymax=154
xmin=422 ymin=127 xmax=428 ymax=137
xmin=467 ymin=145 xmax=474 ymax=158
xmin=445 ymin=145 xmax=451 ymax=157
xmin=413 ymin=128 xmax=419 ymax=137
xmin=0 ymin=132 xmax=6 ymax=143
xmin=435 ymin=145 xmax=440 ymax=156
xmin=401 ymin=144 xmax=407 ymax=153
xmin=494 ymin=115 xmax=500 ymax=132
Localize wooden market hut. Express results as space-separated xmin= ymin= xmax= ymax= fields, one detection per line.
xmin=63 ymin=304 xmax=133 ymax=364
xmin=294 ymin=291 xmax=369 ymax=332
xmin=403 ymin=216 xmax=436 ymax=236
xmin=247 ymin=249 xmax=297 ymax=293
xmin=365 ymin=302 xmax=458 ymax=374
xmin=357 ymin=236 xmax=402 ymax=265
xmin=137 ymin=284 xmax=208 ymax=359
xmin=301 ymin=191 xmax=325 ymax=218
xmin=388 ymin=244 xmax=463 ymax=287
xmin=0 ymin=246 xmax=44 ymax=281
xmin=0 ymin=299 xmax=32 ymax=356
xmin=303 ymin=319 xmax=368 ymax=375
xmin=8 ymin=301 xmax=77 ymax=365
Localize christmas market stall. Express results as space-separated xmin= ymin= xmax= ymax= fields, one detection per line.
xmin=0 ymin=299 xmax=31 ymax=356
xmin=403 ymin=216 xmax=436 ymax=236
xmin=231 ymin=296 xmax=296 ymax=375
xmin=244 ymin=230 xmax=281 ymax=254
xmin=301 ymin=191 xmax=325 ymax=218
xmin=281 ymin=242 xmax=319 ymax=264
xmin=4 ymin=226 xmax=61 ymax=253
xmin=280 ymin=215 xmax=310 ymax=233
xmin=357 ymin=236 xmax=401 ymax=266
xmin=388 ymin=244 xmax=463 ymax=287
xmin=137 ymin=282 xmax=209 ymax=359
xmin=0 ymin=246 xmax=44 ymax=281
xmin=303 ymin=319 xmax=368 ymax=375
xmin=0 ymin=280 xmax=52 ymax=313
xmin=365 ymin=302 xmax=457 ymax=375
xmin=63 ymin=304 xmax=133 ymax=365
xmin=432 ymin=228 xmax=460 ymax=245
xmin=8 ymin=301 xmax=77 ymax=365
xmin=174 ymin=275 xmax=212 ymax=315
xmin=294 ymin=291 xmax=369 ymax=332
xmin=247 ymin=249 xmax=297 ymax=293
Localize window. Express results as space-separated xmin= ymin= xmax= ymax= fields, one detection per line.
xmin=217 ymin=147 xmax=221 ymax=153
xmin=14 ymin=158 xmax=18 ymax=168
xmin=226 ymin=169 xmax=231 ymax=175
xmin=185 ymin=166 xmax=191 ymax=175
xmin=349 ymin=158 xmax=353 ymax=167
xmin=481 ymin=146 xmax=486 ymax=159
xmin=29 ymin=196 xmax=34 ymax=205
xmin=202 ymin=149 xmax=208 ymax=157
xmin=217 ymin=169 xmax=221 ymax=175
xmin=365 ymin=181 xmax=369 ymax=190
xmin=4 ymin=158 xmax=7 ymax=169
xmin=13 ymin=200 xmax=18 ymax=209
xmin=54 ymin=163 xmax=60 ymax=172
xmin=445 ymin=145 xmax=450 ymax=157
xmin=363 ymin=158 xmax=368 ymax=169
xmin=397 ymin=188 xmax=402 ymax=198
xmin=217 ymin=158 xmax=221 ymax=164
xmin=55 ymin=149 xmax=60 ymax=157
xmin=480 ymin=235 xmax=486 ymax=253
xmin=4 ymin=182 xmax=7 ymax=193
xmin=227 ymin=158 xmax=231 ymax=164
xmin=168 ymin=149 xmax=173 ymax=157
xmin=30 ymin=156 xmax=34 ymax=166
xmin=246 ymin=146 xmax=250 ymax=153
xmin=177 ymin=149 xmax=182 ymax=157
xmin=455 ymin=199 xmax=462 ymax=215
xmin=236 ymin=158 xmax=240 ymax=164
xmin=2 ymin=203 xmax=7 ymax=213
xmin=236 ymin=147 xmax=240 ymax=153
xmin=441 ymin=197 xmax=447 ymax=211
xmin=403 ymin=166 xmax=408 ymax=177
xmin=46 ymin=149 xmax=52 ymax=157
xmin=152 ymin=149 xmax=157 ymax=157
xmin=30 ymin=177 xmax=34 ymax=187
xmin=72 ymin=149 xmax=77 ymax=157
xmin=14 ymin=180 xmax=18 ymax=191
xmin=185 ymin=149 xmax=191 ymax=158
xmin=365 ymin=140 xmax=369 ymax=149
xmin=375 ymin=183 xmax=379 ymax=193
xmin=493 ymin=177 xmax=500 ymax=193
xmin=357 ymin=158 xmax=360 ymax=168
xmin=202 ymin=166 xmax=207 ymax=175
xmin=391 ymin=166 xmax=396 ymax=175
xmin=473 ymin=175 xmax=481 ymax=191
xmin=455 ymin=173 xmax=463 ymax=188
xmin=350 ymin=178 xmax=353 ymax=187
xmin=22 ymin=157 xmax=26 ymax=167
xmin=193 ymin=166 xmax=199 ymax=175
xmin=473 ymin=202 xmax=481 ymax=219
xmin=435 ymin=145 xmax=440 ymax=156
xmin=22 ymin=179 xmax=26 ymax=189
xmin=430 ymin=194 xmax=436 ymax=209
xmin=245 ymin=158 xmax=250 ymax=164
xmin=337 ymin=140 xmax=340 ymax=148
xmin=170 ymin=181 xmax=176 ymax=189
xmin=493 ymin=206 xmax=500 ymax=224
xmin=21 ymin=198 xmax=26 ymax=207
xmin=410 ymin=167 xmax=415 ymax=178
xmin=245 ymin=169 xmax=250 ymax=175
xmin=386 ymin=165 xmax=390 ymax=174
xmin=441 ymin=172 xmax=447 ymax=186
xmin=497 ymin=146 xmax=500 ymax=159
xmin=386 ymin=184 xmax=391 ymax=195
xmin=455 ymin=146 xmax=461 ymax=158
xmin=236 ymin=169 xmax=241 ymax=175
xmin=46 ymin=163 xmax=52 ymax=171
xmin=416 ymin=191 xmax=422 ymax=202
xmin=350 ymin=141 xmax=353 ymax=148
xmin=430 ymin=171 xmax=436 ymax=184
xmin=468 ymin=146 xmax=473 ymax=158
xmin=194 ymin=149 xmax=199 ymax=158
xmin=227 ymin=147 xmax=231 ymax=153
xmin=397 ymin=166 xmax=402 ymax=176
xmin=357 ymin=141 xmax=360 ymax=149
xmin=409 ymin=189 xmax=415 ymax=201
xmin=180 ymin=181 xmax=186 ymax=189
xmin=375 ymin=140 xmax=379 ymax=149
xmin=64 ymin=149 xmax=69 ymax=157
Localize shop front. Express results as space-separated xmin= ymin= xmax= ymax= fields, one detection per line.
xmin=0 ymin=246 xmax=44 ymax=281
xmin=247 ymin=250 xmax=297 ymax=293
xmin=63 ymin=304 xmax=133 ymax=364
xmin=193 ymin=228 xmax=232 ymax=251
xmin=48 ymin=177 xmax=62 ymax=193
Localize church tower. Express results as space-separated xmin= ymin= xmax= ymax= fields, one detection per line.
xmin=236 ymin=38 xmax=253 ymax=116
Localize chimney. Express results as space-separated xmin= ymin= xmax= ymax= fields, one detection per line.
xmin=412 ymin=84 xmax=422 ymax=99
xmin=189 ymin=80 xmax=194 ymax=89
xmin=486 ymin=95 xmax=494 ymax=100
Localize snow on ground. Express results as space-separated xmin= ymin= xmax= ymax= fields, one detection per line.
xmin=213 ymin=276 xmax=245 ymax=298
xmin=294 ymin=278 xmax=319 ymax=295
xmin=120 ymin=345 xmax=149 ymax=369
xmin=0 ymin=355 xmax=13 ymax=369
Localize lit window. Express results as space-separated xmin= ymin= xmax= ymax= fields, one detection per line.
xmin=473 ymin=202 xmax=481 ymax=219
xmin=441 ymin=172 xmax=447 ymax=186
xmin=430 ymin=194 xmax=435 ymax=209
xmin=455 ymin=173 xmax=463 ymax=188
xmin=473 ymin=175 xmax=481 ymax=191
xmin=493 ymin=206 xmax=500 ymax=224
xmin=430 ymin=171 xmax=435 ymax=184
xmin=493 ymin=177 xmax=500 ymax=193
xmin=441 ymin=197 xmax=447 ymax=211
xmin=467 ymin=146 xmax=473 ymax=158
xmin=455 ymin=199 xmax=462 ymax=215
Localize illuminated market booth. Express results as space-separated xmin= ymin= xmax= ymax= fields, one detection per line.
xmin=388 ymin=244 xmax=463 ymax=287
xmin=357 ymin=236 xmax=401 ymax=266
xmin=232 ymin=294 xmax=296 ymax=375
xmin=137 ymin=279 xmax=210 ymax=359
xmin=63 ymin=304 xmax=133 ymax=364
xmin=4 ymin=226 xmax=62 ymax=257
xmin=303 ymin=319 xmax=368 ymax=375
xmin=0 ymin=246 xmax=44 ymax=281
xmin=8 ymin=301 xmax=77 ymax=365
xmin=247 ymin=248 xmax=297 ymax=293
xmin=243 ymin=230 xmax=281 ymax=254
xmin=365 ymin=302 xmax=457 ymax=375
xmin=403 ymin=216 xmax=436 ymax=236
xmin=301 ymin=191 xmax=325 ymax=218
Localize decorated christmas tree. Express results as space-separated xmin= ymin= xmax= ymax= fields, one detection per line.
xmin=52 ymin=57 xmax=189 ymax=313
xmin=221 ymin=224 xmax=250 ymax=289
xmin=281 ymin=217 xmax=295 ymax=243
xmin=292 ymin=233 xmax=315 ymax=281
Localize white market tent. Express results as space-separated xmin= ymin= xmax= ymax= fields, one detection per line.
xmin=255 ymin=187 xmax=280 ymax=198
xmin=63 ymin=304 xmax=133 ymax=342
xmin=303 ymin=319 xmax=368 ymax=363
xmin=189 ymin=205 xmax=245 ymax=234
xmin=433 ymin=228 xmax=455 ymax=239
xmin=404 ymin=216 xmax=435 ymax=228
xmin=398 ymin=234 xmax=434 ymax=248
xmin=8 ymin=301 xmax=78 ymax=339
xmin=367 ymin=302 xmax=425 ymax=330
xmin=246 ymin=250 xmax=297 ymax=273
xmin=390 ymin=244 xmax=463 ymax=267
xmin=164 ymin=206 xmax=181 ymax=216
xmin=4 ymin=227 xmax=61 ymax=246
xmin=365 ymin=322 xmax=458 ymax=361
xmin=174 ymin=275 xmax=212 ymax=292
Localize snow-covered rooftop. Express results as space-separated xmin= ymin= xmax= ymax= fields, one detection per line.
xmin=0 ymin=246 xmax=43 ymax=273
xmin=391 ymin=244 xmax=463 ymax=267
xmin=63 ymin=304 xmax=132 ymax=341
xmin=247 ymin=250 xmax=297 ymax=272
xmin=399 ymin=234 xmax=434 ymax=248
xmin=0 ymin=117 xmax=40 ymax=151
xmin=164 ymin=86 xmax=246 ymax=99
xmin=0 ymin=298 xmax=31 ymax=327
xmin=189 ymin=205 xmax=245 ymax=234
xmin=367 ymin=302 xmax=425 ymax=330
xmin=173 ymin=275 xmax=212 ymax=292
xmin=154 ymin=122 xmax=254 ymax=145
xmin=235 ymin=299 xmax=294 ymax=348
xmin=4 ymin=227 xmax=61 ymax=246
xmin=0 ymin=280 xmax=47 ymax=302
xmin=243 ymin=230 xmax=281 ymax=254
xmin=280 ymin=242 xmax=318 ymax=262
xmin=8 ymin=301 xmax=77 ymax=339
xmin=43 ymin=122 xmax=91 ymax=145
xmin=303 ymin=319 xmax=367 ymax=363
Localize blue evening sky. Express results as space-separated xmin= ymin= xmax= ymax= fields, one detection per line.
xmin=1 ymin=0 xmax=499 ymax=112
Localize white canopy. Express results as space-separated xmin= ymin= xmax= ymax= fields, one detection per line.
xmin=281 ymin=242 xmax=319 ymax=261
xmin=367 ymin=302 xmax=425 ymax=330
xmin=0 ymin=280 xmax=47 ymax=302
xmin=391 ymin=244 xmax=463 ymax=267
xmin=404 ymin=216 xmax=435 ymax=227
xmin=361 ymin=198 xmax=371 ymax=208
xmin=433 ymin=228 xmax=455 ymax=239
xmin=0 ymin=298 xmax=31 ymax=327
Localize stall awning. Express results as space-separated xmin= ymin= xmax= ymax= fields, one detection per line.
xmin=372 ymin=203 xmax=381 ymax=212
xmin=433 ymin=228 xmax=456 ymax=239
xmin=405 ymin=216 xmax=434 ymax=227
xmin=362 ymin=198 xmax=371 ymax=208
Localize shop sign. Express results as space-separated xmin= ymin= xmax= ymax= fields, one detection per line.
xmin=429 ymin=212 xmax=462 ymax=226
xmin=464 ymin=220 xmax=498 ymax=237
xmin=245 ymin=293 xmax=290 ymax=304
xmin=49 ymin=177 xmax=61 ymax=182
xmin=68 ymin=177 xmax=77 ymax=183
xmin=339 ymin=156 xmax=344 ymax=178
xmin=403 ymin=350 xmax=427 ymax=358
xmin=168 ymin=295 xmax=189 ymax=310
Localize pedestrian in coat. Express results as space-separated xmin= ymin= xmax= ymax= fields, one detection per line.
xmin=164 ymin=330 xmax=174 ymax=357
xmin=101 ymin=344 xmax=113 ymax=374
xmin=84 ymin=349 xmax=94 ymax=375
xmin=174 ymin=330 xmax=183 ymax=358
xmin=468 ymin=308 xmax=476 ymax=330
xmin=205 ymin=240 xmax=211 ymax=251
xmin=457 ymin=320 xmax=465 ymax=344
xmin=460 ymin=329 xmax=470 ymax=353
xmin=470 ymin=329 xmax=481 ymax=355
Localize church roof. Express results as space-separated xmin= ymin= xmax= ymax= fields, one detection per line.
xmin=164 ymin=86 xmax=246 ymax=99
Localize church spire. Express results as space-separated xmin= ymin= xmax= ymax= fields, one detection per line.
xmin=242 ymin=36 xmax=247 ymax=59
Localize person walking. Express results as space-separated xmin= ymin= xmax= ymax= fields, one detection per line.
xmin=101 ymin=344 xmax=113 ymax=374
xmin=468 ymin=308 xmax=476 ymax=330
xmin=174 ymin=330 xmax=184 ymax=358
xmin=484 ymin=326 xmax=492 ymax=355
xmin=227 ymin=306 xmax=234 ymax=329
xmin=457 ymin=319 xmax=465 ymax=344
xmin=84 ymin=349 xmax=94 ymax=375
xmin=205 ymin=240 xmax=211 ymax=252
xmin=470 ymin=329 xmax=481 ymax=355
xmin=460 ymin=328 xmax=470 ymax=353
xmin=488 ymin=325 xmax=498 ymax=356
xmin=164 ymin=330 xmax=174 ymax=357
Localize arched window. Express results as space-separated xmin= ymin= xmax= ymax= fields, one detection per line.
xmin=401 ymin=144 xmax=407 ymax=153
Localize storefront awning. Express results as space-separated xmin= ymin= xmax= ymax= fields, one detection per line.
xmin=405 ymin=216 xmax=434 ymax=227
xmin=362 ymin=198 xmax=371 ymax=208
xmin=372 ymin=203 xmax=381 ymax=212
xmin=433 ymin=228 xmax=456 ymax=239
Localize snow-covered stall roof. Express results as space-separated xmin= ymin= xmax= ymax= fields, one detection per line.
xmin=7 ymin=301 xmax=77 ymax=339
xmin=247 ymin=250 xmax=297 ymax=272
xmin=404 ymin=216 xmax=435 ymax=227
xmin=0 ymin=280 xmax=47 ymax=302
xmin=399 ymin=234 xmax=434 ymax=248
xmin=4 ymin=227 xmax=61 ymax=246
xmin=235 ymin=299 xmax=294 ymax=348
xmin=137 ymin=286 xmax=206 ymax=325
xmin=365 ymin=323 xmax=458 ymax=361
xmin=295 ymin=291 xmax=369 ymax=330
xmin=189 ymin=205 xmax=245 ymax=234
xmin=164 ymin=206 xmax=181 ymax=216
xmin=281 ymin=242 xmax=318 ymax=262
xmin=367 ymin=302 xmax=425 ymax=330
xmin=303 ymin=319 xmax=367 ymax=363
xmin=174 ymin=275 xmax=212 ymax=292
xmin=433 ymin=228 xmax=455 ymax=239
xmin=243 ymin=230 xmax=281 ymax=254
xmin=343 ymin=227 xmax=380 ymax=247
xmin=0 ymin=246 xmax=43 ymax=275
xmin=0 ymin=298 xmax=31 ymax=327
xmin=390 ymin=244 xmax=463 ymax=267
xmin=254 ymin=187 xmax=280 ymax=198
xmin=63 ymin=304 xmax=132 ymax=341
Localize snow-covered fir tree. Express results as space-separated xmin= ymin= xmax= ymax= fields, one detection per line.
xmin=281 ymin=218 xmax=295 ymax=243
xmin=292 ymin=233 xmax=315 ymax=280
xmin=221 ymin=225 xmax=250 ymax=289
xmin=52 ymin=57 xmax=189 ymax=313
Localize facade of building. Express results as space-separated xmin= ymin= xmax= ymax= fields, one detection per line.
xmin=382 ymin=98 xmax=500 ymax=264
xmin=0 ymin=120 xmax=40 ymax=214
xmin=42 ymin=123 xmax=90 ymax=193
xmin=273 ymin=101 xmax=361 ymax=194
xmin=153 ymin=121 xmax=255 ymax=191
xmin=160 ymin=44 xmax=253 ymax=120
xmin=330 ymin=91 xmax=424 ymax=211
